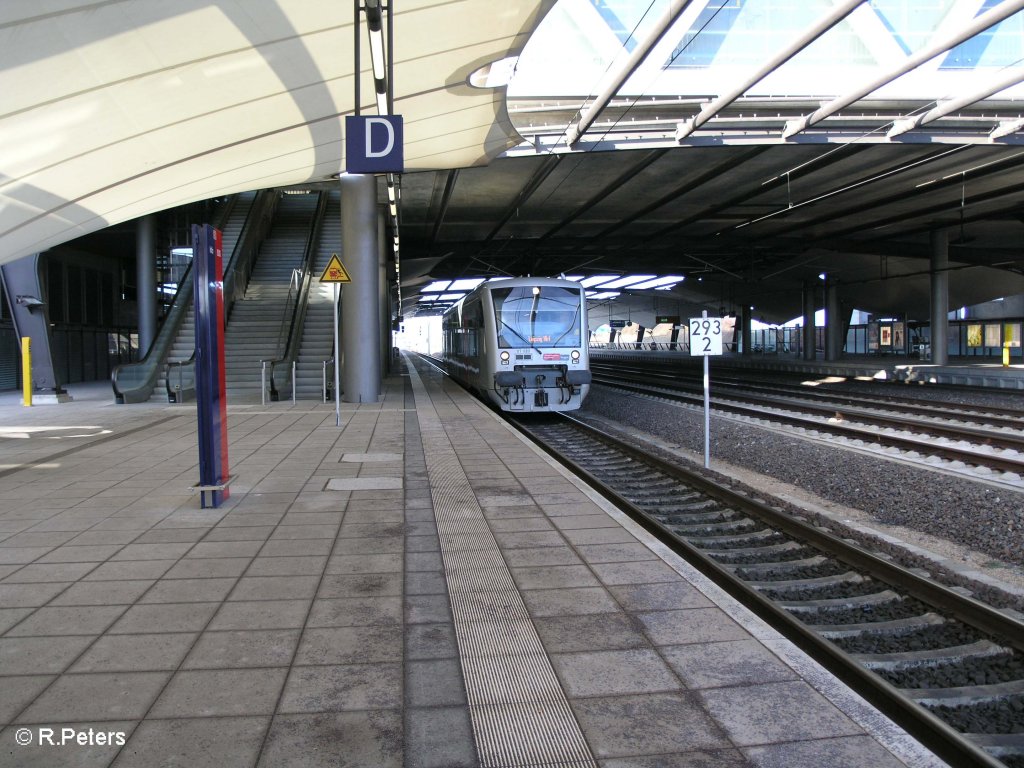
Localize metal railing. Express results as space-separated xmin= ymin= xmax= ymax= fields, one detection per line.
xmin=160 ymin=189 xmax=279 ymax=403
xmin=111 ymin=195 xmax=237 ymax=403
xmin=263 ymin=192 xmax=329 ymax=402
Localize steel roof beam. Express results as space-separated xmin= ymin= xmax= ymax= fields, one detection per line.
xmin=565 ymin=0 xmax=695 ymax=147
xmin=783 ymin=0 xmax=1024 ymax=139
xmin=676 ymin=0 xmax=865 ymax=141
xmin=889 ymin=66 xmax=1024 ymax=138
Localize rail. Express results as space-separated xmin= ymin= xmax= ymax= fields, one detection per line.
xmin=516 ymin=413 xmax=1013 ymax=768
xmin=263 ymin=191 xmax=328 ymax=402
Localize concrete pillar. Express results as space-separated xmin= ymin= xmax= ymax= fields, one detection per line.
xmin=378 ymin=208 xmax=388 ymax=378
xmin=802 ymin=280 xmax=816 ymax=361
xmin=340 ymin=174 xmax=381 ymax=403
xmin=136 ymin=214 xmax=157 ymax=357
xmin=825 ymin=280 xmax=842 ymax=361
xmin=930 ymin=230 xmax=949 ymax=365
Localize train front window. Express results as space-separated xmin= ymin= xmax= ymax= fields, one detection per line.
xmin=492 ymin=286 xmax=582 ymax=348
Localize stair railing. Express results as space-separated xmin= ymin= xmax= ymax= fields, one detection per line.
xmin=163 ymin=188 xmax=279 ymax=403
xmin=111 ymin=195 xmax=240 ymax=403
xmin=265 ymin=192 xmax=329 ymax=401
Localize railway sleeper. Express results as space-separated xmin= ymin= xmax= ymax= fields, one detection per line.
xmin=811 ymin=612 xmax=946 ymax=638
xmin=777 ymin=589 xmax=902 ymax=613
xmin=686 ymin=529 xmax=782 ymax=548
xmin=718 ymin=555 xmax=828 ymax=575
xmin=904 ymin=678 xmax=1024 ymax=707
xmin=671 ymin=517 xmax=759 ymax=535
xmin=852 ymin=639 xmax=1009 ymax=671
xmin=747 ymin=570 xmax=863 ymax=593
xmin=652 ymin=509 xmax=739 ymax=525
xmin=966 ymin=733 xmax=1024 ymax=762
xmin=703 ymin=540 xmax=805 ymax=560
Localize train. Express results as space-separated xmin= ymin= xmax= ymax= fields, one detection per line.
xmin=440 ymin=277 xmax=592 ymax=412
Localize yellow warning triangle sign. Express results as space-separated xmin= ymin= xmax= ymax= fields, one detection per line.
xmin=320 ymin=253 xmax=352 ymax=283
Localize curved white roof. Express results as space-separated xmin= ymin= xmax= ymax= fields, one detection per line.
xmin=0 ymin=0 xmax=553 ymax=264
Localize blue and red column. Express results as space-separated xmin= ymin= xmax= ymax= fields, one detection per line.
xmin=193 ymin=224 xmax=231 ymax=508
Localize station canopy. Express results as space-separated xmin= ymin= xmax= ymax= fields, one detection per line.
xmin=3 ymin=1 xmax=1024 ymax=322
xmin=399 ymin=0 xmax=1024 ymax=320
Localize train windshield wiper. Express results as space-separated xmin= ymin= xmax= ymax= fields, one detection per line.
xmin=498 ymin=317 xmax=542 ymax=354
xmin=551 ymin=305 xmax=581 ymax=348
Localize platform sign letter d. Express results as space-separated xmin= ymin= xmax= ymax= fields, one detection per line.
xmin=345 ymin=115 xmax=404 ymax=173
xmin=366 ymin=118 xmax=395 ymax=158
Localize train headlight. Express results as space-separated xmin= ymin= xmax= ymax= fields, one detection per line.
xmin=500 ymin=351 xmax=510 ymax=365
xmin=571 ymin=350 xmax=580 ymax=363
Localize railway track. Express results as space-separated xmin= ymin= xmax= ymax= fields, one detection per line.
xmin=589 ymin=363 xmax=1024 ymax=484
xmin=512 ymin=413 xmax=1024 ymax=768
xmin=592 ymin=360 xmax=1024 ymax=426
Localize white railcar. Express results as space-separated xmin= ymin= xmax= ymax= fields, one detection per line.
xmin=441 ymin=277 xmax=591 ymax=412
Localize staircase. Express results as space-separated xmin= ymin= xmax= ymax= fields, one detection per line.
xmin=294 ymin=190 xmax=341 ymax=400
xmin=223 ymin=192 xmax=320 ymax=401
xmin=151 ymin=191 xmax=257 ymax=402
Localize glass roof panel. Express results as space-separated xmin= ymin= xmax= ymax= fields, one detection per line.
xmin=507 ymin=0 xmax=1024 ymax=122
xmin=421 ymin=280 xmax=451 ymax=293
xmin=449 ymin=278 xmax=487 ymax=290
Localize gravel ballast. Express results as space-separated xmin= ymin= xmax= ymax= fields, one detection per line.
xmin=578 ymin=384 xmax=1024 ymax=590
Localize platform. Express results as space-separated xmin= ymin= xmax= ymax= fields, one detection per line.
xmin=0 ymin=358 xmax=945 ymax=767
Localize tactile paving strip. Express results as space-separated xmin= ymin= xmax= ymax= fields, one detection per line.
xmin=408 ymin=364 xmax=597 ymax=768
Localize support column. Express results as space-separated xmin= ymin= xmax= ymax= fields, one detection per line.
xmin=378 ymin=208 xmax=389 ymax=378
xmin=825 ymin=280 xmax=842 ymax=361
xmin=802 ymin=280 xmax=816 ymax=361
xmin=136 ymin=214 xmax=157 ymax=358
xmin=930 ymin=230 xmax=949 ymax=365
xmin=740 ymin=306 xmax=752 ymax=356
xmin=1 ymin=254 xmax=67 ymax=400
xmin=340 ymin=174 xmax=381 ymax=403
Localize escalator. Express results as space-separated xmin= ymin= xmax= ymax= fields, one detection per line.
xmin=111 ymin=189 xmax=276 ymax=403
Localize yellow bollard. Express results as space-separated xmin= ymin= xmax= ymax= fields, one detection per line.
xmin=21 ymin=337 xmax=32 ymax=406
xmin=1004 ymin=341 xmax=1011 ymax=368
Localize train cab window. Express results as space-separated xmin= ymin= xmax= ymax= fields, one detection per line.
xmin=492 ymin=286 xmax=582 ymax=348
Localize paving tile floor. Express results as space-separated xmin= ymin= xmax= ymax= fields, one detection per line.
xmin=0 ymin=364 xmax=946 ymax=768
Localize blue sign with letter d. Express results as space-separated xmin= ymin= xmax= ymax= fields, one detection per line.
xmin=346 ymin=115 xmax=404 ymax=173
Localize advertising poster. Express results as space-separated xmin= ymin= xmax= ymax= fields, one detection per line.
xmin=985 ymin=324 xmax=1001 ymax=348
xmin=1005 ymin=323 xmax=1021 ymax=348
xmin=880 ymin=325 xmax=892 ymax=346
xmin=892 ymin=322 xmax=904 ymax=351
xmin=967 ymin=324 xmax=983 ymax=348
xmin=868 ymin=321 xmax=879 ymax=351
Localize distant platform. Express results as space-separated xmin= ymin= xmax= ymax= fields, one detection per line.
xmin=591 ymin=348 xmax=1024 ymax=391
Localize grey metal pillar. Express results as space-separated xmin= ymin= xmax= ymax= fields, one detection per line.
xmin=136 ymin=214 xmax=157 ymax=357
xmin=378 ymin=208 xmax=389 ymax=378
xmin=930 ymin=230 xmax=949 ymax=365
xmin=802 ymin=280 xmax=816 ymax=361
xmin=340 ymin=174 xmax=381 ymax=403
xmin=825 ymin=280 xmax=842 ymax=361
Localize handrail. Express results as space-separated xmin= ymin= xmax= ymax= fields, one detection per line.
xmin=111 ymin=195 xmax=239 ymax=403
xmin=162 ymin=189 xmax=280 ymax=403
xmin=266 ymin=192 xmax=329 ymax=401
